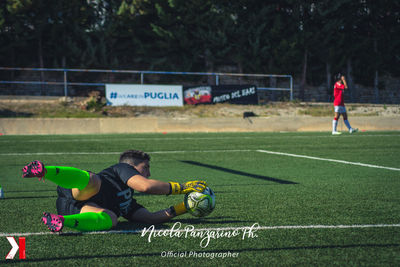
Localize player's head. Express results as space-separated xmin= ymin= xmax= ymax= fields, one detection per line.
xmin=119 ymin=150 xmax=151 ymax=177
xmin=334 ymin=73 xmax=343 ymax=82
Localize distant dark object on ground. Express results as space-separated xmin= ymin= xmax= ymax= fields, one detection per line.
xmin=243 ymin=111 xmax=257 ymax=118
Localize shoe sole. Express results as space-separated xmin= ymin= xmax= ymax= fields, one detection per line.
xmin=42 ymin=212 xmax=64 ymax=233
xmin=22 ymin=161 xmax=45 ymax=178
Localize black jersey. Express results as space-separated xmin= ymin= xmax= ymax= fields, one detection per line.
xmin=96 ymin=163 xmax=141 ymax=217
xmin=56 ymin=163 xmax=142 ymax=218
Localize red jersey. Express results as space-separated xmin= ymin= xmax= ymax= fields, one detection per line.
xmin=333 ymin=82 xmax=345 ymax=106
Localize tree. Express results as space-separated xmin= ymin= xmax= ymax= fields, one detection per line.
xmin=0 ymin=0 xmax=399 ymax=101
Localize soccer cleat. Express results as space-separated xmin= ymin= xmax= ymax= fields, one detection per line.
xmin=350 ymin=128 xmax=359 ymax=134
xmin=41 ymin=212 xmax=64 ymax=233
xmin=22 ymin=160 xmax=46 ymax=181
xmin=332 ymin=131 xmax=342 ymax=135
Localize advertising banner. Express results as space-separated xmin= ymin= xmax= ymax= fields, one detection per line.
xmin=183 ymin=85 xmax=258 ymax=105
xmin=106 ymin=84 xmax=183 ymax=106
xmin=183 ymin=86 xmax=212 ymax=105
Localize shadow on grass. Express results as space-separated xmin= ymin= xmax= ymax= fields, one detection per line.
xmin=180 ymin=160 xmax=297 ymax=185
xmin=3 ymin=244 xmax=398 ymax=264
xmin=173 ymin=216 xmax=253 ymax=225
xmin=214 ymin=183 xmax=286 ymax=187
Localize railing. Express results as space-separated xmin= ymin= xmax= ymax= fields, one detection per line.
xmin=0 ymin=67 xmax=293 ymax=100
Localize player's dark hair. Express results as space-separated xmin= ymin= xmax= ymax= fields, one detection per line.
xmin=334 ymin=73 xmax=342 ymax=82
xmin=119 ymin=150 xmax=150 ymax=166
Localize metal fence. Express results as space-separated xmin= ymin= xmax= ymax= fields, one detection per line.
xmin=0 ymin=67 xmax=293 ymax=100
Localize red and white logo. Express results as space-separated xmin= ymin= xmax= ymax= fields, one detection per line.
xmin=5 ymin=237 xmax=26 ymax=260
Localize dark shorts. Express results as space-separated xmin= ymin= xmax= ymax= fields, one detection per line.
xmin=56 ymin=183 xmax=144 ymax=219
xmin=56 ymin=187 xmax=86 ymax=215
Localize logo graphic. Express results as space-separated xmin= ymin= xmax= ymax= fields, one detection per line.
xmin=110 ymin=92 xmax=118 ymax=99
xmin=5 ymin=237 xmax=26 ymax=260
xmin=117 ymin=188 xmax=132 ymax=216
xmin=184 ymin=87 xmax=212 ymax=105
xmin=144 ymin=92 xmax=179 ymax=100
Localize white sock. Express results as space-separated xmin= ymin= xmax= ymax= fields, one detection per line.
xmin=344 ymin=120 xmax=352 ymax=130
xmin=332 ymin=120 xmax=338 ymax=132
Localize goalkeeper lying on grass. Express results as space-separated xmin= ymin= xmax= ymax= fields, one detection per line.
xmin=22 ymin=150 xmax=207 ymax=233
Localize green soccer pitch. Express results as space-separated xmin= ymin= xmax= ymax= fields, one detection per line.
xmin=0 ymin=132 xmax=399 ymax=266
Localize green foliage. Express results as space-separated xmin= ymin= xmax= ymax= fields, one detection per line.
xmin=0 ymin=0 xmax=399 ymax=84
xmin=82 ymin=91 xmax=105 ymax=112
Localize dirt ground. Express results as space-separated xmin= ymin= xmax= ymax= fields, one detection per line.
xmin=0 ymin=96 xmax=399 ymax=118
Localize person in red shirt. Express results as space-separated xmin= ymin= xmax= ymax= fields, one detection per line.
xmin=332 ymin=73 xmax=358 ymax=135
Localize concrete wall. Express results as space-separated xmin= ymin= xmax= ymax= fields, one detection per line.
xmin=0 ymin=117 xmax=399 ymax=135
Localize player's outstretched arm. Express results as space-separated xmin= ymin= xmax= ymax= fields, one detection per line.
xmin=127 ymin=175 xmax=207 ymax=195
xmin=128 ymin=203 xmax=187 ymax=224
xmin=127 ymin=175 xmax=170 ymax=194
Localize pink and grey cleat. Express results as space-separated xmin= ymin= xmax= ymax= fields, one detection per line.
xmin=41 ymin=212 xmax=64 ymax=233
xmin=22 ymin=160 xmax=46 ymax=181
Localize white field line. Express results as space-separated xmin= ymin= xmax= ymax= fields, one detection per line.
xmin=0 ymin=134 xmax=399 ymax=143
xmin=0 ymin=137 xmax=238 ymax=143
xmin=0 ymin=149 xmax=253 ymax=156
xmin=257 ymin=149 xmax=400 ymax=171
xmin=1 ymin=223 xmax=400 ymax=237
xmin=2 ymin=148 xmax=399 ymax=172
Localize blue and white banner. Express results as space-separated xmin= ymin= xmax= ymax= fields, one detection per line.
xmin=106 ymin=84 xmax=183 ymax=106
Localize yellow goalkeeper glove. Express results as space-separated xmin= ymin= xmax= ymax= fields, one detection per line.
xmin=168 ymin=180 xmax=207 ymax=195
xmin=170 ymin=202 xmax=187 ymax=216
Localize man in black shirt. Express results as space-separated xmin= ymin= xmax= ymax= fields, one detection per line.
xmin=22 ymin=150 xmax=207 ymax=232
